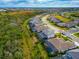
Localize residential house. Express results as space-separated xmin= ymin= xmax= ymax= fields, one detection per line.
xmin=57 ymin=23 xmax=66 ymax=27
xmin=49 ymin=16 xmax=61 ymax=23
xmin=37 ymin=28 xmax=55 ymax=40
xmin=44 ymin=38 xmax=76 ymax=55
xmin=29 ymin=17 xmax=43 ymax=32
xmin=57 ymin=19 xmax=79 ymax=28
xmin=34 ymin=25 xmax=49 ymax=32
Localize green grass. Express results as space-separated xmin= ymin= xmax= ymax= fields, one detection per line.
xmin=73 ymin=32 xmax=79 ymax=38
xmin=54 ymin=15 xmax=72 ymax=23
xmin=56 ymin=33 xmax=71 ymax=41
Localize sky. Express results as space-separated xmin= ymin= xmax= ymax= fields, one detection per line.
xmin=0 ymin=0 xmax=79 ymax=7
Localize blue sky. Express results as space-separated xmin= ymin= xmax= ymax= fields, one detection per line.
xmin=0 ymin=0 xmax=79 ymax=7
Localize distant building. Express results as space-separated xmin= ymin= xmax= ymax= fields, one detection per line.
xmin=62 ymin=49 xmax=79 ymax=59
xmin=0 ymin=9 xmax=7 ymax=12
xmin=44 ymin=38 xmax=76 ymax=54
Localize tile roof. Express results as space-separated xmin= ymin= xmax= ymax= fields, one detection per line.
xmin=46 ymin=38 xmax=76 ymax=52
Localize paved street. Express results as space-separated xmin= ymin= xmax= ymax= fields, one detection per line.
xmin=41 ymin=15 xmax=61 ymax=33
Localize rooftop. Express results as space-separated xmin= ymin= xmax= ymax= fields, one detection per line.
xmin=66 ymin=49 xmax=79 ymax=59
xmin=45 ymin=38 xmax=76 ymax=52
xmin=42 ymin=28 xmax=54 ymax=36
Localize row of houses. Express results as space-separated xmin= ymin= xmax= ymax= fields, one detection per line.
xmin=44 ymin=37 xmax=79 ymax=59
xmin=29 ymin=17 xmax=55 ymax=40
xmin=29 ymin=17 xmax=79 ymax=59
xmin=67 ymin=28 xmax=79 ymax=34
xmin=58 ymin=19 xmax=79 ymax=28
xmin=48 ymin=16 xmax=79 ymax=28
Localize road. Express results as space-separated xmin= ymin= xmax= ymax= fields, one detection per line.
xmin=41 ymin=15 xmax=61 ymax=33
xmin=40 ymin=14 xmax=79 ymax=46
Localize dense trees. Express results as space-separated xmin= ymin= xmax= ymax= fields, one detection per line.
xmin=0 ymin=11 xmax=48 ymax=59
xmin=0 ymin=13 xmax=23 ymax=59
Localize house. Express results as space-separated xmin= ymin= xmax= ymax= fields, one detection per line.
xmin=49 ymin=16 xmax=61 ymax=23
xmin=64 ymin=19 xmax=79 ymax=28
xmin=29 ymin=17 xmax=50 ymax=32
xmin=66 ymin=22 xmax=76 ymax=28
xmin=62 ymin=49 xmax=79 ymax=59
xmin=57 ymin=23 xmax=66 ymax=27
xmin=44 ymin=38 xmax=76 ymax=54
xmin=57 ymin=22 xmax=76 ymax=28
xmin=57 ymin=19 xmax=79 ymax=28
xmin=29 ymin=17 xmax=55 ymax=40
xmin=29 ymin=17 xmax=43 ymax=32
xmin=37 ymin=28 xmax=55 ymax=40
xmin=29 ymin=17 xmax=42 ymax=26
xmin=73 ymin=19 xmax=79 ymax=24
xmin=34 ymin=25 xmax=49 ymax=32
xmin=44 ymin=40 xmax=58 ymax=55
xmin=41 ymin=28 xmax=55 ymax=39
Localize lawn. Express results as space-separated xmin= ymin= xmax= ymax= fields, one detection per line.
xmin=73 ymin=32 xmax=79 ymax=38
xmin=56 ymin=33 xmax=71 ymax=41
xmin=54 ymin=15 xmax=72 ymax=23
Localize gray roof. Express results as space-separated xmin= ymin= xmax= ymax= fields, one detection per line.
xmin=37 ymin=32 xmax=47 ymax=40
xmin=29 ymin=17 xmax=42 ymax=25
xmin=57 ymin=23 xmax=66 ymax=27
xmin=49 ymin=16 xmax=61 ymax=23
xmin=42 ymin=29 xmax=55 ymax=39
xmin=37 ymin=28 xmax=55 ymax=40
xmin=44 ymin=40 xmax=58 ymax=53
xmin=57 ymin=19 xmax=79 ymax=28
xmin=66 ymin=49 xmax=79 ymax=59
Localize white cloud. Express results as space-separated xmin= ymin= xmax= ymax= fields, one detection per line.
xmin=0 ymin=0 xmax=79 ymax=7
